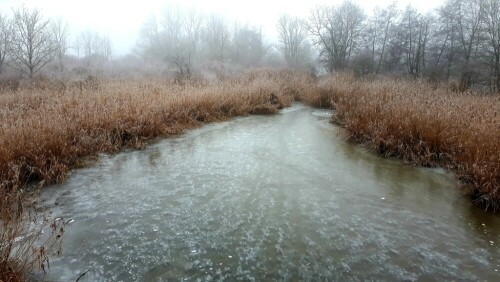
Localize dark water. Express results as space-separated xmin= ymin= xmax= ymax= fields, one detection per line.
xmin=39 ymin=104 xmax=500 ymax=281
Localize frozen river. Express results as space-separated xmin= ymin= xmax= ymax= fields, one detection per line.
xmin=40 ymin=104 xmax=500 ymax=281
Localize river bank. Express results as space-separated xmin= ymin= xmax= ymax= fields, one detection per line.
xmin=302 ymin=74 xmax=499 ymax=210
xmin=2 ymin=71 xmax=497 ymax=215
xmin=1 ymin=70 xmax=499 ymax=280
xmin=37 ymin=105 xmax=500 ymax=280
xmin=0 ymin=70 xmax=312 ymax=280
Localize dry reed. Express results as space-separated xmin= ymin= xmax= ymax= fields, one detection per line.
xmin=301 ymin=73 xmax=500 ymax=209
xmin=0 ymin=70 xmax=313 ymax=280
xmin=2 ymin=69 xmax=498 ymax=279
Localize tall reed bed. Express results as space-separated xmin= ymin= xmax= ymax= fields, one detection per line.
xmin=1 ymin=70 xmax=498 ymax=279
xmin=302 ymin=73 xmax=500 ymax=209
xmin=0 ymin=70 xmax=313 ymax=280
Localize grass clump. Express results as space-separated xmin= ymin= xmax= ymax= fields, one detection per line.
xmin=1 ymin=194 xmax=65 ymax=281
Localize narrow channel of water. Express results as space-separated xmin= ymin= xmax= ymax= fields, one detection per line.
xmin=39 ymin=104 xmax=500 ymax=281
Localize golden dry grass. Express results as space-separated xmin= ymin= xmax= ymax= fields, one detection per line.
xmin=0 ymin=70 xmax=313 ymax=280
xmin=302 ymin=73 xmax=500 ymax=209
xmin=0 ymin=72 xmax=311 ymax=198
xmin=1 ymin=70 xmax=498 ymax=279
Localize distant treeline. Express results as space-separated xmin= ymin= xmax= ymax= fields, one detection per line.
xmin=3 ymin=1 xmax=500 ymax=92
xmin=302 ymin=0 xmax=500 ymax=92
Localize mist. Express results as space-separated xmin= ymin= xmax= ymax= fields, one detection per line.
xmin=4 ymin=0 xmax=500 ymax=91
xmin=0 ymin=0 xmax=441 ymax=56
xmin=2 ymin=1 xmax=500 ymax=281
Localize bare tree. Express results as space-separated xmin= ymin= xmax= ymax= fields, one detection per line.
xmin=482 ymin=0 xmax=500 ymax=91
xmin=101 ymin=35 xmax=112 ymax=61
xmin=178 ymin=7 xmax=203 ymax=75
xmin=307 ymin=6 xmax=332 ymax=72
xmin=277 ymin=14 xmax=311 ymax=68
xmin=80 ymin=30 xmax=96 ymax=58
xmin=308 ymin=0 xmax=365 ymax=72
xmin=51 ymin=17 xmax=69 ymax=73
xmin=0 ymin=13 xmax=11 ymax=74
xmin=433 ymin=0 xmax=461 ymax=80
xmin=371 ymin=2 xmax=398 ymax=75
xmin=73 ymin=35 xmax=82 ymax=59
xmin=203 ymin=15 xmax=230 ymax=62
xmin=137 ymin=15 xmax=161 ymax=61
xmin=79 ymin=30 xmax=112 ymax=67
xmin=364 ymin=10 xmax=380 ymax=73
xmin=159 ymin=5 xmax=185 ymax=74
xmin=398 ymin=6 xmax=432 ymax=77
xmin=183 ymin=8 xmax=203 ymax=51
xmin=137 ymin=5 xmax=204 ymax=77
xmin=231 ymin=24 xmax=266 ymax=66
xmin=9 ymin=6 xmax=55 ymax=78
xmin=453 ymin=0 xmax=486 ymax=88
xmin=162 ymin=6 xmax=203 ymax=76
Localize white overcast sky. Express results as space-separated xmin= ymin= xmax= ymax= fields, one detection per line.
xmin=0 ymin=0 xmax=443 ymax=56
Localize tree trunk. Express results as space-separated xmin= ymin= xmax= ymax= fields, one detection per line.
xmin=495 ymin=54 xmax=500 ymax=92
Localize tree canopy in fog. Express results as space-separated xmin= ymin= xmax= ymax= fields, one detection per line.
xmin=2 ymin=0 xmax=500 ymax=91
xmin=8 ymin=6 xmax=55 ymax=78
xmin=51 ymin=17 xmax=69 ymax=73
xmin=307 ymin=1 xmax=365 ymax=72
xmin=277 ymin=14 xmax=311 ymax=68
xmin=135 ymin=6 xmax=269 ymax=76
xmin=0 ymin=13 xmax=11 ymax=74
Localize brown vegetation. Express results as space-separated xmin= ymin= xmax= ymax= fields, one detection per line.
xmin=0 ymin=75 xmax=21 ymax=93
xmin=1 ymin=209 xmax=65 ymax=282
xmin=1 ymin=70 xmax=499 ymax=280
xmin=0 ymin=72 xmax=310 ymax=197
xmin=0 ymin=71 xmax=312 ymax=280
xmin=302 ymin=73 xmax=500 ymax=209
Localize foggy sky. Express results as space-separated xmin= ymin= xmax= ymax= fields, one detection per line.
xmin=0 ymin=0 xmax=443 ymax=56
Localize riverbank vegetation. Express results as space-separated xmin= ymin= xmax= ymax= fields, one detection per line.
xmin=1 ymin=70 xmax=499 ymax=280
xmin=0 ymin=72 xmax=304 ymax=196
xmin=2 ymin=0 xmax=500 ymax=279
xmin=303 ymin=73 xmax=500 ymax=209
xmin=0 ymin=71 xmax=311 ymax=280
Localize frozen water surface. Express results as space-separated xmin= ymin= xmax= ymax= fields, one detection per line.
xmin=39 ymin=104 xmax=500 ymax=281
